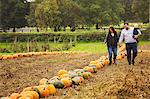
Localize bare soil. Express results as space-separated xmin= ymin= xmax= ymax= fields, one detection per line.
xmin=0 ymin=45 xmax=150 ymax=98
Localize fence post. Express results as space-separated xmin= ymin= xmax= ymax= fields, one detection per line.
xmin=27 ymin=38 xmax=30 ymax=52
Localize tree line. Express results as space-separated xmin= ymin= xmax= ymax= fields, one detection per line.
xmin=0 ymin=0 xmax=149 ymax=32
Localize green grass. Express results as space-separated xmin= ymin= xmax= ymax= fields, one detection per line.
xmin=0 ymin=41 xmax=149 ymax=55
xmin=139 ymin=41 xmax=150 ymax=45
xmin=69 ymin=42 xmax=107 ymax=53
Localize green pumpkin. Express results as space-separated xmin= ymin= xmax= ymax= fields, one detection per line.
xmin=53 ymin=81 xmax=64 ymax=89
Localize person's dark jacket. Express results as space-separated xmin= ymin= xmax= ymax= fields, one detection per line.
xmin=105 ymin=33 xmax=119 ymax=47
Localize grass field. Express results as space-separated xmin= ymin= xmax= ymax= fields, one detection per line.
xmin=69 ymin=42 xmax=107 ymax=53
xmin=0 ymin=41 xmax=149 ymax=55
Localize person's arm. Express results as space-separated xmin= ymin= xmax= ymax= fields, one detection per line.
xmin=104 ymin=33 xmax=109 ymax=43
xmin=116 ymin=33 xmax=119 ymax=42
xmin=119 ymin=30 xmax=124 ymax=44
xmin=134 ymin=29 xmax=142 ymax=38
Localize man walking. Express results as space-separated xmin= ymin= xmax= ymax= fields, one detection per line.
xmin=119 ymin=23 xmax=141 ymax=65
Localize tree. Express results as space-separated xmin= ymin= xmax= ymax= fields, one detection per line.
xmin=35 ymin=0 xmax=80 ymax=31
xmin=75 ymin=0 xmax=124 ymax=26
xmin=1 ymin=0 xmax=30 ymax=32
xmin=132 ymin=0 xmax=149 ymax=23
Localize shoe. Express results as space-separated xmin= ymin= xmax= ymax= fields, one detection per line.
xmin=132 ymin=60 xmax=135 ymax=65
xmin=129 ymin=62 xmax=131 ymax=65
xmin=109 ymin=62 xmax=112 ymax=65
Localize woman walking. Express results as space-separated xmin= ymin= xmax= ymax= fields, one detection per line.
xmin=105 ymin=27 xmax=119 ymax=65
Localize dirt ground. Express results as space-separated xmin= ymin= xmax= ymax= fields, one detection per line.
xmin=0 ymin=45 xmax=150 ymax=98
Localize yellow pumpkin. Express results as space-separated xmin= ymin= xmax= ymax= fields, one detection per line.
xmin=61 ymin=77 xmax=72 ymax=88
xmin=95 ymin=63 xmax=103 ymax=69
xmin=39 ymin=78 xmax=48 ymax=85
xmin=57 ymin=70 xmax=68 ymax=76
xmin=21 ymin=91 xmax=39 ymax=99
xmin=23 ymin=87 xmax=34 ymax=92
xmin=60 ymin=74 xmax=70 ymax=78
xmin=46 ymin=84 xmax=56 ymax=95
xmin=90 ymin=61 xmax=98 ymax=64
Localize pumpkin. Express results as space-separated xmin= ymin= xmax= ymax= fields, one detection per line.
xmin=0 ymin=97 xmax=9 ymax=99
xmin=0 ymin=55 xmax=3 ymax=60
xmin=39 ymin=78 xmax=48 ymax=85
xmin=2 ymin=55 xmax=10 ymax=60
xmin=10 ymin=93 xmax=20 ymax=99
xmin=89 ymin=65 xmax=97 ymax=73
xmin=12 ymin=54 xmax=18 ymax=59
xmin=100 ymin=56 xmax=107 ymax=60
xmin=20 ymin=92 xmax=33 ymax=99
xmin=103 ymin=60 xmax=110 ymax=65
xmin=72 ymin=77 xmax=84 ymax=85
xmin=82 ymin=72 xmax=93 ymax=79
xmin=20 ymin=91 xmax=39 ymax=99
xmin=23 ymin=87 xmax=34 ymax=92
xmin=83 ymin=66 xmax=94 ymax=73
xmin=60 ymin=74 xmax=70 ymax=78
xmin=57 ymin=70 xmax=68 ymax=76
xmin=18 ymin=96 xmax=31 ymax=99
xmin=68 ymin=71 xmax=78 ymax=78
xmin=117 ymin=55 xmax=122 ymax=60
xmin=53 ymin=80 xmax=64 ymax=89
xmin=34 ymin=85 xmax=50 ymax=98
xmin=45 ymin=84 xmax=56 ymax=95
xmin=61 ymin=77 xmax=72 ymax=88
xmin=49 ymin=76 xmax=60 ymax=81
xmin=74 ymin=69 xmax=85 ymax=73
xmin=90 ymin=61 xmax=98 ymax=64
xmin=138 ymin=49 xmax=142 ymax=53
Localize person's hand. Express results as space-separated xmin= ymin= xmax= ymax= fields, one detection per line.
xmin=133 ymin=35 xmax=138 ymax=39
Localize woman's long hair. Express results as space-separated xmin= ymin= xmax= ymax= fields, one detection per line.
xmin=108 ymin=27 xmax=117 ymax=35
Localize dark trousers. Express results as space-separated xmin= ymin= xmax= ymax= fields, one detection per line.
xmin=126 ymin=42 xmax=137 ymax=65
xmin=108 ymin=46 xmax=117 ymax=64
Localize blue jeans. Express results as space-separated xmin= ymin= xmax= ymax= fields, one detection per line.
xmin=107 ymin=46 xmax=118 ymax=64
xmin=126 ymin=42 xmax=137 ymax=65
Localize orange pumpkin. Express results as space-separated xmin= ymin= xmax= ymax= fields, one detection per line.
xmin=34 ymin=85 xmax=50 ymax=98
xmin=2 ymin=56 xmax=8 ymax=60
xmin=83 ymin=66 xmax=94 ymax=73
xmin=61 ymin=77 xmax=72 ymax=88
xmin=39 ymin=78 xmax=48 ymax=85
xmin=10 ymin=93 xmax=20 ymax=99
xmin=57 ymin=70 xmax=68 ymax=76
xmin=117 ymin=55 xmax=122 ymax=60
xmin=103 ymin=60 xmax=110 ymax=65
xmin=46 ymin=84 xmax=56 ymax=95
xmin=12 ymin=54 xmax=18 ymax=59
xmin=0 ymin=55 xmax=3 ymax=60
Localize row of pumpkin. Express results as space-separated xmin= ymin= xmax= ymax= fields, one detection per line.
xmin=0 ymin=51 xmax=83 ymax=60
xmin=7 ymin=52 xmax=127 ymax=99
xmin=3 ymin=45 xmax=128 ymax=99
